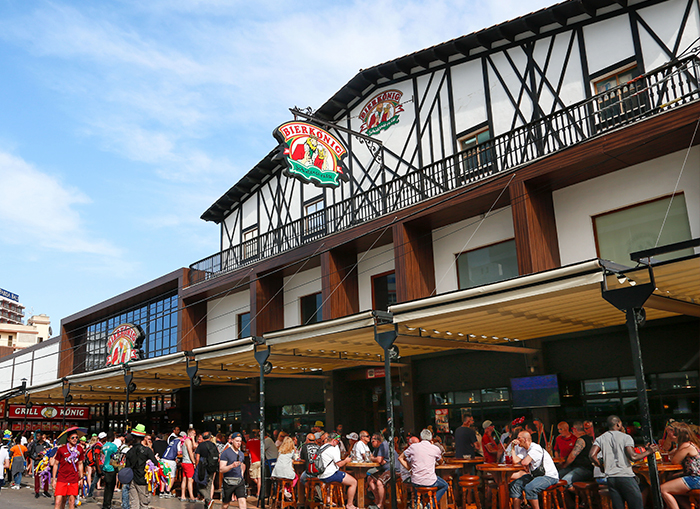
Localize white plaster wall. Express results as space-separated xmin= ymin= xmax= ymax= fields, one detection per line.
xmin=283 ymin=266 xmax=322 ymax=328
xmin=489 ymin=49 xmax=533 ymax=134
xmin=637 ymin=0 xmax=700 ymax=71
xmin=357 ymin=245 xmax=395 ymax=312
xmin=29 ymin=341 xmax=59 ymax=386
xmin=554 ymin=147 xmax=700 ymax=265
xmin=432 ymin=207 xmax=515 ymax=294
xmin=242 ymin=188 xmax=258 ymax=230
xmin=224 ymin=211 xmax=239 ymax=246
xmin=536 ymin=32 xmax=586 ymax=108
xmin=583 ymin=15 xmax=635 ymax=76
xmin=207 ymin=290 xmax=251 ymax=345
xmin=452 ymin=59 xmax=488 ymax=136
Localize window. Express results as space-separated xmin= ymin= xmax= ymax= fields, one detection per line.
xmin=7 ymin=335 xmax=12 ymax=347
xmin=300 ymin=292 xmax=322 ymax=325
xmin=238 ymin=312 xmax=251 ymax=338
xmin=304 ymin=198 xmax=325 ymax=235
xmin=242 ymin=228 xmax=258 ymax=259
xmin=458 ymin=127 xmax=493 ymax=182
xmin=372 ymin=271 xmax=397 ymax=311
xmin=593 ymin=194 xmax=692 ymax=266
xmin=593 ymin=65 xmax=646 ymax=129
xmin=456 ymin=239 xmax=518 ymax=289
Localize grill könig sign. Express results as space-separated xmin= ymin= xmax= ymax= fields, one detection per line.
xmin=105 ymin=323 xmax=145 ymax=367
xmin=9 ymin=404 xmax=89 ymax=420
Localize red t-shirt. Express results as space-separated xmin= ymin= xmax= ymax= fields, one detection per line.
xmin=55 ymin=445 xmax=85 ymax=484
xmin=554 ymin=434 xmax=577 ymax=459
xmin=247 ymin=439 xmax=261 ymax=463
xmin=482 ymin=433 xmax=497 ymax=463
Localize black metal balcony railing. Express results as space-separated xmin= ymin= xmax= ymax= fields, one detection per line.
xmin=189 ymin=55 xmax=700 ymax=286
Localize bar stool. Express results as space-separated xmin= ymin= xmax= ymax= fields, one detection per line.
xmin=270 ymin=478 xmax=297 ymax=509
xmin=688 ymin=490 xmax=700 ymax=509
xmin=459 ymin=479 xmax=482 ymax=509
xmin=415 ymin=486 xmax=439 ymax=509
xmin=541 ymin=481 xmax=567 ymax=509
xmin=326 ymin=482 xmax=346 ymax=509
xmin=306 ymin=479 xmax=327 ymax=509
xmin=483 ymin=479 xmax=499 ymax=509
xmin=383 ymin=479 xmax=407 ymax=509
xmin=572 ymin=482 xmax=600 ymax=509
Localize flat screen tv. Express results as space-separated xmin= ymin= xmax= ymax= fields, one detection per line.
xmin=511 ymin=374 xmax=561 ymax=409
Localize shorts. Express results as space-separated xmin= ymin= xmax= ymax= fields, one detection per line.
xmin=162 ymin=459 xmax=177 ymax=482
xmin=321 ymin=471 xmax=346 ymax=484
xmin=182 ymin=463 xmax=195 ymax=479
xmin=222 ymin=480 xmax=247 ymax=502
xmin=249 ymin=461 xmax=261 ymax=480
xmin=55 ymin=481 xmax=80 ymax=497
xmin=682 ymin=476 xmax=700 ymax=490
xmin=371 ymin=470 xmax=391 ymax=485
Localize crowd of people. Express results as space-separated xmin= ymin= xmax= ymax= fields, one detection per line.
xmin=0 ymin=415 xmax=698 ymax=509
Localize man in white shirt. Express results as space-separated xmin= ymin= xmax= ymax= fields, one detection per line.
xmin=318 ymin=434 xmax=358 ymax=509
xmin=508 ymin=431 xmax=559 ymax=509
xmin=0 ymin=443 xmax=10 ymax=491
xmin=351 ymin=431 xmax=371 ymax=462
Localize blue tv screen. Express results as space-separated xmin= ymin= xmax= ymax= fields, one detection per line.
xmin=511 ymin=374 xmax=561 ymax=409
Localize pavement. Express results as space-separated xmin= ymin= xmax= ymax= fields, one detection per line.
xmin=0 ymin=475 xmax=261 ymax=509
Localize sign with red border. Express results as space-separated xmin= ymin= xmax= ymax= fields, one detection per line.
xmin=273 ymin=122 xmax=349 ymax=188
xmin=359 ymin=90 xmax=404 ymax=135
xmin=366 ymin=368 xmax=386 ymax=379
xmin=106 ymin=323 xmax=144 ymax=367
xmin=8 ymin=404 xmax=89 ymax=420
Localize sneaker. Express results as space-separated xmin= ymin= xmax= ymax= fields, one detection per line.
xmin=206 ymin=499 xmax=214 ymax=509
xmin=43 ymin=492 xmax=52 ymax=498
xmin=181 ymin=498 xmax=188 ymax=502
xmin=35 ymin=493 xmax=41 ymax=498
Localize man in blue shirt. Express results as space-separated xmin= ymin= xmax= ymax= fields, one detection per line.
xmin=220 ymin=433 xmax=247 ymax=509
xmin=367 ymin=433 xmax=390 ymax=509
xmin=101 ymin=432 xmax=119 ymax=509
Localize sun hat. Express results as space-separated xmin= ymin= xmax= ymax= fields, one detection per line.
xmin=130 ymin=424 xmax=147 ymax=437
xmin=346 ymin=432 xmax=359 ymax=441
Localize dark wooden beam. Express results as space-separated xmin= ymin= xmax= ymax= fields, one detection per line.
xmin=180 ymin=297 xmax=207 ymax=351
xmin=393 ymin=220 xmax=436 ymax=303
xmin=250 ymin=271 xmax=284 ymax=336
xmin=321 ymin=247 xmax=359 ymax=321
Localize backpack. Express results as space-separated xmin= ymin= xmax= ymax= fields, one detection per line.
xmin=162 ymin=439 xmax=180 ymax=461
xmin=111 ymin=445 xmax=128 ymax=471
xmin=306 ymin=444 xmax=331 ymax=477
xmin=85 ymin=444 xmax=99 ymax=468
xmin=200 ymin=442 xmax=219 ymax=475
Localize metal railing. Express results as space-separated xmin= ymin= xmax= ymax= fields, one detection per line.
xmin=189 ymin=55 xmax=700 ymax=286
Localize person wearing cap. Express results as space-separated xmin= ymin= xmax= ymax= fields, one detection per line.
xmin=350 ymin=431 xmax=371 ymax=462
xmin=400 ymin=429 xmax=447 ymax=502
xmin=125 ymin=424 xmax=158 ymax=509
xmin=50 ymin=429 xmax=85 ymax=509
xmin=481 ymin=421 xmax=501 ymax=463
xmin=87 ymin=431 xmax=107 ymax=498
xmin=318 ymin=433 xmax=358 ymax=509
xmin=346 ymin=433 xmax=359 ymax=459
xmin=100 ymin=431 xmax=118 ymax=509
xmin=220 ymin=433 xmax=247 ymax=509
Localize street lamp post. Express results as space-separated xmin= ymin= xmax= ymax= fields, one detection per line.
xmin=61 ymin=378 xmax=71 ymax=431
xmin=254 ymin=340 xmax=271 ymax=509
xmin=373 ymin=314 xmax=398 ymax=509
xmin=185 ymin=354 xmax=199 ymax=429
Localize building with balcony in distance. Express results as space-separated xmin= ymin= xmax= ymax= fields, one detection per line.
xmin=11 ymin=0 xmax=698 ymax=437
xmin=0 ymin=288 xmax=25 ymax=325
xmin=0 ymin=314 xmax=53 ymax=358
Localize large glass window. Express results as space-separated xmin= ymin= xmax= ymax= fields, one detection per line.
xmin=593 ymin=194 xmax=692 ymax=265
xmin=457 ymin=239 xmax=518 ymax=289
xmin=83 ymin=293 xmax=179 ymax=372
xmin=372 ymin=271 xmax=396 ymax=311
xmin=300 ymin=292 xmax=322 ymax=325
xmin=238 ymin=312 xmax=251 ymax=338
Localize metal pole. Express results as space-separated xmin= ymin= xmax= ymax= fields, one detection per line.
xmin=186 ymin=355 xmax=198 ymax=429
xmin=61 ymin=380 xmax=70 ymax=431
xmin=626 ymin=308 xmax=663 ymax=509
xmin=254 ymin=345 xmax=270 ymax=509
xmin=124 ymin=371 xmax=133 ymax=432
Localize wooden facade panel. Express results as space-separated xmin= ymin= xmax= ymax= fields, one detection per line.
xmin=249 ymin=272 xmax=284 ymax=336
xmin=321 ymin=248 xmax=359 ymax=320
xmin=180 ymin=298 xmax=207 ymax=352
xmin=393 ymin=221 xmax=436 ymax=303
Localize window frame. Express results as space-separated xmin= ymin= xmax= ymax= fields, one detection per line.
xmin=371 ymin=270 xmax=397 ymax=311
xmin=456 ymin=123 xmax=494 ymax=183
xmin=455 ymin=238 xmax=519 ymax=290
xmin=303 ymin=197 xmax=326 ymax=236
xmin=242 ymin=226 xmax=259 ymax=260
xmin=237 ymin=311 xmax=251 ymax=338
xmin=299 ymin=291 xmax=323 ymax=325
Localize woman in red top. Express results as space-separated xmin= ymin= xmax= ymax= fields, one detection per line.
xmin=50 ymin=431 xmax=85 ymax=509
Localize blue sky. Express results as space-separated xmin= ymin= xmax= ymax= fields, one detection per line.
xmin=0 ymin=0 xmax=553 ymax=328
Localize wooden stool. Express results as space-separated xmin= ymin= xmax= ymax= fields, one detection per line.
xmin=541 ymin=481 xmax=567 ymax=509
xmin=270 ymin=478 xmax=297 ymax=509
xmin=383 ymin=479 xmax=407 ymax=509
xmin=459 ymin=480 xmax=482 ymax=509
xmin=306 ymin=479 xmax=327 ymax=509
xmin=459 ymin=476 xmax=480 ymax=484
xmin=326 ymin=482 xmax=346 ymax=509
xmin=573 ymin=482 xmax=600 ymax=509
xmin=415 ymin=486 xmax=439 ymax=509
xmin=689 ymin=490 xmax=700 ymax=509
xmin=484 ymin=479 xmax=499 ymax=509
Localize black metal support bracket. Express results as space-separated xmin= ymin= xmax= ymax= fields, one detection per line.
xmin=601 ymin=263 xmax=662 ymax=509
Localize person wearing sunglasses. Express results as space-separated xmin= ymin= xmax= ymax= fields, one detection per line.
xmin=50 ymin=431 xmax=85 ymax=509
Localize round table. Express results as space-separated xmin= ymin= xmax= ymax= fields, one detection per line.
xmin=446 ymin=457 xmax=485 ymax=475
xmin=436 ymin=464 xmax=462 ymax=509
xmin=477 ymin=463 xmax=526 ymax=509
xmin=293 ymin=461 xmax=306 ymax=506
xmin=344 ymin=462 xmax=380 ymax=509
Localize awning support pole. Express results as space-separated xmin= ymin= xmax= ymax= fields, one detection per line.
xmin=601 ymin=265 xmax=662 ymax=509
xmin=61 ymin=378 xmax=70 ymax=431
xmin=124 ymin=370 xmax=134 ymax=432
xmin=374 ymin=317 xmax=398 ymax=509
xmin=254 ymin=342 xmax=271 ymax=509
xmin=186 ymin=355 xmax=198 ymax=429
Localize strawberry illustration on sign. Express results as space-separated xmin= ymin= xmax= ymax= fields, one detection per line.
xmin=359 ymin=89 xmax=404 ymax=135
xmin=105 ymin=323 xmax=145 ymax=367
xmin=273 ymin=121 xmax=349 ymax=188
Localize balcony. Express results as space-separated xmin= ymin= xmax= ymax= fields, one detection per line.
xmin=189 ymin=55 xmax=700 ymax=286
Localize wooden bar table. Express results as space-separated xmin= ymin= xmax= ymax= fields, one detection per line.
xmin=345 ymin=462 xmax=380 ymax=509
xmin=436 ymin=464 xmax=462 ymax=509
xmin=476 ymin=464 xmax=526 ymax=509
xmin=446 ymin=457 xmax=485 ymax=476
xmin=633 ymin=462 xmax=683 ymax=485
xmin=293 ymin=460 xmax=306 ymax=507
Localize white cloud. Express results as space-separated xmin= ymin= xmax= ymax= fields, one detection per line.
xmin=0 ymin=151 xmax=119 ymax=255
